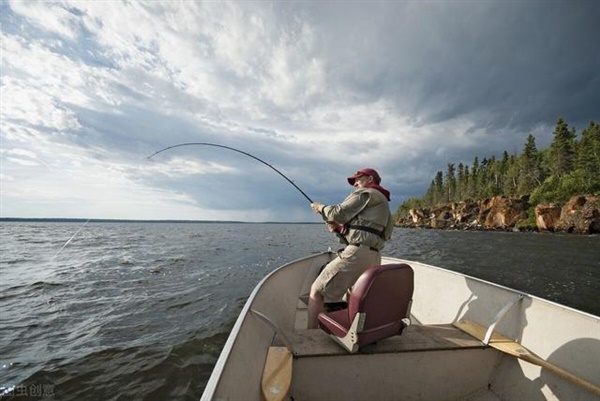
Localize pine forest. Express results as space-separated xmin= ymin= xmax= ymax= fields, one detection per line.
xmin=396 ymin=118 xmax=600 ymax=218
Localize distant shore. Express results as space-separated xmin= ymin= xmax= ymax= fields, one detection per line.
xmin=0 ymin=217 xmax=319 ymax=224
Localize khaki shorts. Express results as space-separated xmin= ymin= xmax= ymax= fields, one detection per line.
xmin=313 ymin=244 xmax=382 ymax=302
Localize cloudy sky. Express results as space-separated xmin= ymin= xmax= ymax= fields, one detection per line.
xmin=1 ymin=0 xmax=599 ymax=222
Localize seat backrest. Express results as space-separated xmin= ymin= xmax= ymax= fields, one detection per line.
xmin=348 ymin=264 xmax=414 ymax=330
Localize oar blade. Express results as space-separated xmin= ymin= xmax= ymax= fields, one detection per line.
xmin=261 ymin=346 xmax=293 ymax=401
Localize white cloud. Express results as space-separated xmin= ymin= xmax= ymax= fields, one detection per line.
xmin=4 ymin=148 xmax=37 ymax=158
xmin=144 ymin=157 xmax=237 ymax=179
xmin=1 ymin=76 xmax=82 ymax=132
xmin=8 ymin=0 xmax=80 ymax=40
xmin=5 ymin=157 xmax=39 ymax=167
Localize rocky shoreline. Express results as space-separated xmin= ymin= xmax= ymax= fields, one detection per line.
xmin=395 ymin=195 xmax=600 ymax=235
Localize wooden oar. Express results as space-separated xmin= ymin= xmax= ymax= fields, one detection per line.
xmin=261 ymin=346 xmax=293 ymax=401
xmin=453 ymin=320 xmax=600 ymax=397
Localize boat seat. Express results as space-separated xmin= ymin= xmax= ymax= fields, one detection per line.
xmin=317 ymin=263 xmax=414 ymax=353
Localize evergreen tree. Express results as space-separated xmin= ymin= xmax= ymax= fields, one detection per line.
xmin=479 ymin=156 xmax=500 ymax=198
xmin=434 ymin=171 xmax=444 ymax=204
xmin=546 ymin=118 xmax=576 ymax=178
xmin=500 ymin=151 xmax=510 ymax=193
xmin=505 ymin=154 xmax=520 ymax=196
xmin=479 ymin=158 xmax=489 ymax=198
xmin=489 ymin=155 xmax=501 ymax=196
xmin=423 ymin=180 xmax=436 ymax=205
xmin=457 ymin=163 xmax=465 ymax=201
xmin=574 ymin=121 xmax=600 ymax=193
xmin=518 ymin=134 xmax=543 ymax=195
xmin=464 ymin=165 xmax=471 ymax=200
xmin=469 ymin=157 xmax=480 ymax=199
xmin=444 ymin=163 xmax=456 ymax=202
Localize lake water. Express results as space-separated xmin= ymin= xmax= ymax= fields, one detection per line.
xmin=1 ymin=222 xmax=598 ymax=400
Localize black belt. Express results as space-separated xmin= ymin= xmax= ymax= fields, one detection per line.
xmin=349 ymin=243 xmax=379 ymax=252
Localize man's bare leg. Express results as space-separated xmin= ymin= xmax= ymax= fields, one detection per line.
xmin=307 ymin=284 xmax=324 ymax=329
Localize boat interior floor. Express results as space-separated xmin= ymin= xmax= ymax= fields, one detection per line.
xmin=277 ymin=323 xmax=486 ymax=357
xmin=266 ymin=297 xmax=502 ymax=401
xmin=272 ymin=299 xmax=488 ymax=357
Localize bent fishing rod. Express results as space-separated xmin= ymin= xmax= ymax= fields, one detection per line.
xmin=147 ymin=142 xmax=313 ymax=203
xmin=147 ymin=142 xmax=349 ymax=244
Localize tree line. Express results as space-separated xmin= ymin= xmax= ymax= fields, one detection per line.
xmin=397 ymin=118 xmax=600 ymax=215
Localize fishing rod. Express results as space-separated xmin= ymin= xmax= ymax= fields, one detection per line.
xmin=147 ymin=142 xmax=313 ymax=203
xmin=147 ymin=142 xmax=349 ymax=245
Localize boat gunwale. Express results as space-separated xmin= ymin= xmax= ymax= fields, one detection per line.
xmin=384 ymin=256 xmax=600 ymax=320
xmin=200 ymin=251 xmax=333 ymax=400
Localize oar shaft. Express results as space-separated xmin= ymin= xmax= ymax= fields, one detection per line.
xmin=530 ymin=356 xmax=600 ymax=397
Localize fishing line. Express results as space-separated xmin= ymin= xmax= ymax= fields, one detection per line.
xmin=53 ymin=218 xmax=91 ymax=258
xmin=147 ymin=142 xmax=314 ymax=203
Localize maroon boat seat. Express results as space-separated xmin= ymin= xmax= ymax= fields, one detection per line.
xmin=317 ymin=263 xmax=414 ymax=353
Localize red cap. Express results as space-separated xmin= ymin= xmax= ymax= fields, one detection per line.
xmin=347 ymin=168 xmax=381 ymax=185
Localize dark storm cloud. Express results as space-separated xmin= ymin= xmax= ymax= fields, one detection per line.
xmin=304 ymin=1 xmax=599 ymax=132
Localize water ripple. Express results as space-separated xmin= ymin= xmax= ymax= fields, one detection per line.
xmin=1 ymin=222 xmax=598 ymax=400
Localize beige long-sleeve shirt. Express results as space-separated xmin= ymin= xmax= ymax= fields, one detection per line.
xmin=321 ymin=187 xmax=394 ymax=250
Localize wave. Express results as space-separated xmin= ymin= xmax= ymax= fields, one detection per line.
xmin=0 ymin=282 xmax=66 ymax=302
xmin=2 ymin=330 xmax=233 ymax=401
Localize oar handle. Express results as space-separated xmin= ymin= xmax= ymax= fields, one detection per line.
xmin=528 ymin=355 xmax=600 ymax=397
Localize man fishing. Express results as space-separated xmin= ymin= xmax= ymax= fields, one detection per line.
xmin=308 ymin=168 xmax=394 ymax=329
xmin=148 ymin=145 xmax=393 ymax=330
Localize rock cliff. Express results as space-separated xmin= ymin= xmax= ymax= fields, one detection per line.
xmin=396 ymin=195 xmax=600 ymax=234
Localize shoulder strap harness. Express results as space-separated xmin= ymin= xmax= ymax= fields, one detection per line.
xmin=344 ymin=223 xmax=386 ymax=239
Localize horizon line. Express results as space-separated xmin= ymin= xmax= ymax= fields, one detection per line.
xmin=0 ymin=217 xmax=320 ymax=224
